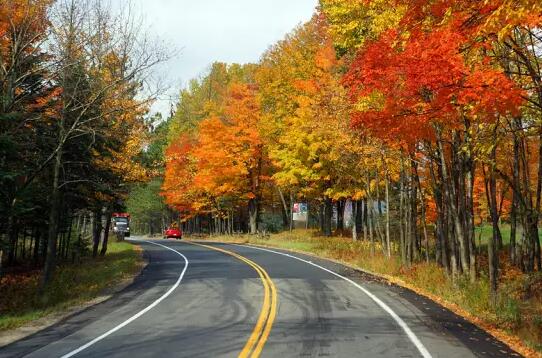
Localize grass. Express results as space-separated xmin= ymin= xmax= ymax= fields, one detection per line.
xmin=0 ymin=241 xmax=142 ymax=331
xmin=192 ymin=229 xmax=542 ymax=357
xmin=475 ymin=223 xmax=542 ymax=247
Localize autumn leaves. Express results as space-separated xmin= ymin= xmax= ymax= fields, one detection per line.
xmin=163 ymin=0 xmax=542 ymax=301
xmin=0 ymin=0 xmax=167 ymax=286
xmin=163 ymin=78 xmax=263 ymax=234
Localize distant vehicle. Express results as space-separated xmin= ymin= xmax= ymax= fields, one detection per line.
xmin=112 ymin=213 xmax=130 ymax=238
xmin=164 ymin=226 xmax=182 ymax=239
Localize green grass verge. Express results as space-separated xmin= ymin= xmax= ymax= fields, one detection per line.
xmin=0 ymin=241 xmax=142 ymax=331
xmin=475 ymin=223 xmax=542 ymax=248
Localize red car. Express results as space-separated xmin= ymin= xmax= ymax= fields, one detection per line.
xmin=164 ymin=227 xmax=182 ymax=239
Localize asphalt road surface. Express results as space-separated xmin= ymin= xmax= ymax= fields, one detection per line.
xmin=0 ymin=238 xmax=522 ymax=358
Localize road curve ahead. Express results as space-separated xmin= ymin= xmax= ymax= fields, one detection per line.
xmin=0 ymin=238 xmax=521 ymax=358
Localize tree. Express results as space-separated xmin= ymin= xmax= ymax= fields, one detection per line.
xmin=37 ymin=0 xmax=167 ymax=287
xmin=127 ymin=178 xmax=168 ymax=235
xmin=342 ymin=0 xmax=525 ymax=296
xmin=0 ymin=0 xmax=56 ymax=272
xmin=193 ymin=82 xmax=264 ymax=234
xmin=163 ymin=64 xmax=261 ymax=233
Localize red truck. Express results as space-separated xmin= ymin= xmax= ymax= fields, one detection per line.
xmin=112 ymin=213 xmax=130 ymax=237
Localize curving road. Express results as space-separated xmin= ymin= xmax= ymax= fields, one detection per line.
xmin=0 ymin=238 xmax=521 ymax=358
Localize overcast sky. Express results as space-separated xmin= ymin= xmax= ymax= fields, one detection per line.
xmin=127 ymin=0 xmax=318 ymax=116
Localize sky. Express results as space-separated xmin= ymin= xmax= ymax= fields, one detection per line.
xmin=127 ymin=0 xmax=318 ymax=116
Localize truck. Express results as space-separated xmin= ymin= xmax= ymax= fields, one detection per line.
xmin=112 ymin=213 xmax=130 ymax=238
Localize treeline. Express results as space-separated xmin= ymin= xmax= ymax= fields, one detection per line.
xmin=126 ymin=117 xmax=175 ymax=236
xmin=0 ymin=0 xmax=165 ymax=287
xmin=162 ymin=0 xmax=542 ymax=300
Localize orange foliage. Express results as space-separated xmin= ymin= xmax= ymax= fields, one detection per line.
xmin=162 ymin=134 xmax=199 ymax=213
xmin=162 ymin=82 xmax=265 ymax=216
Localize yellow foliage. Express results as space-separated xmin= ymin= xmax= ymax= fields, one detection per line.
xmin=320 ymin=0 xmax=405 ymax=53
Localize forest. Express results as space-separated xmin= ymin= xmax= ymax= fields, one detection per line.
xmin=2 ymin=0 xmax=542 ymax=352
xmin=160 ymin=0 xmax=542 ymax=305
xmin=0 ymin=0 xmax=166 ymax=289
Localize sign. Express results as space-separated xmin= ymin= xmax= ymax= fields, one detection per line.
xmin=292 ymin=203 xmax=308 ymax=221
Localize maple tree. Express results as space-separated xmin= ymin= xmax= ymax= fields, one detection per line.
xmin=163 ymin=64 xmax=264 ymax=234
xmin=337 ymin=0 xmax=538 ymax=299
xmin=320 ymin=0 xmax=404 ymax=56
xmin=194 ymin=83 xmax=264 ymax=233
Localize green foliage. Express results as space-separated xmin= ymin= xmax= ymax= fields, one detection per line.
xmin=258 ymin=212 xmax=284 ymax=233
xmin=126 ymin=178 xmax=167 ymax=233
xmin=497 ymin=296 xmax=522 ymax=327
xmin=138 ymin=113 xmax=169 ymax=173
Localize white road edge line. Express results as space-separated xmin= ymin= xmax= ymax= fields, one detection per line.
xmin=60 ymin=239 xmax=189 ymax=358
xmin=236 ymin=244 xmax=432 ymax=358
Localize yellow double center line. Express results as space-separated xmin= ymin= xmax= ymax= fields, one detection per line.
xmin=187 ymin=242 xmax=277 ymax=358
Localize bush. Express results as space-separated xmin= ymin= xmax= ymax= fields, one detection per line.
xmin=258 ymin=213 xmax=284 ymax=233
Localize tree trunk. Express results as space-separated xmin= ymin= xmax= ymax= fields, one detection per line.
xmin=373 ymin=169 xmax=386 ymax=253
xmin=487 ymin=162 xmax=500 ymax=303
xmin=362 ymin=199 xmax=368 ymax=241
xmin=352 ymin=200 xmax=358 ymax=241
xmin=33 ymin=229 xmax=41 ymax=267
xmin=5 ymin=210 xmax=17 ymax=267
xmin=368 ymin=198 xmax=375 ymax=256
xmin=452 ymin=134 xmax=470 ymax=276
xmin=459 ymin=120 xmax=477 ymax=281
xmin=352 ymin=200 xmax=362 ymax=241
xmin=100 ymin=211 xmax=112 ymax=256
xmin=40 ymin=146 xmax=62 ymax=290
xmin=410 ymin=158 xmax=419 ymax=262
xmin=399 ymin=162 xmax=406 ymax=264
xmin=248 ymin=198 xmax=258 ymax=234
xmin=405 ymin=178 xmax=412 ymax=266
xmin=384 ymin=171 xmax=391 ymax=257
xmin=319 ymin=202 xmax=325 ymax=233
xmin=92 ymin=208 xmax=103 ymax=257
xmin=277 ymin=187 xmax=290 ymax=228
xmin=418 ymin=185 xmax=429 ymax=263
xmin=336 ymin=200 xmax=345 ymax=231
xmin=510 ymin=131 xmax=519 ymax=265
xmin=428 ymin=148 xmax=448 ymax=271
xmin=465 ymin=159 xmax=477 ymax=282
xmin=436 ymin=130 xmax=459 ymax=279
xmin=289 ymin=192 xmax=294 ymax=232
xmin=323 ymin=196 xmax=332 ymax=237
xmin=305 ymin=203 xmax=309 ymax=229
xmin=534 ymin=127 xmax=542 ymax=271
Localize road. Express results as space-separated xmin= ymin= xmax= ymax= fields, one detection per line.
xmin=0 ymin=238 xmax=521 ymax=358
